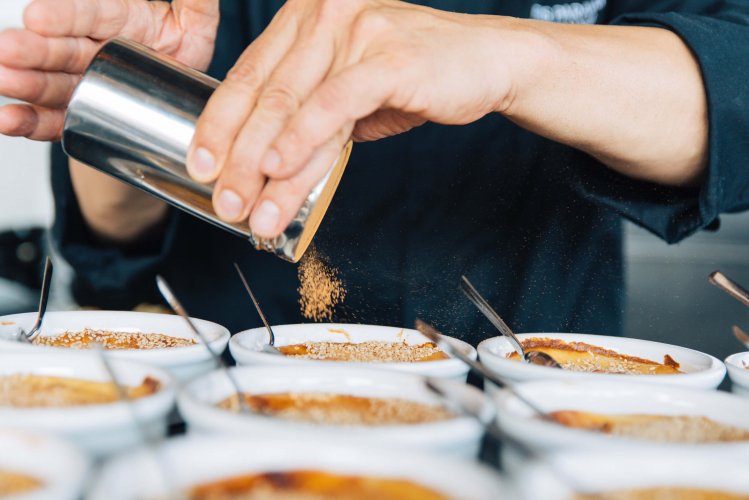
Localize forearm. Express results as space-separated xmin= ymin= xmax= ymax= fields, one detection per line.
xmin=69 ymin=159 xmax=169 ymax=243
xmin=497 ymin=19 xmax=708 ymax=187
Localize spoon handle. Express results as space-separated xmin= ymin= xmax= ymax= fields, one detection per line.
xmin=157 ymin=275 xmax=251 ymax=413
xmin=709 ymin=271 xmax=749 ymax=308
xmin=26 ymin=256 xmax=53 ymax=340
xmin=234 ymin=263 xmax=279 ymax=351
xmin=459 ymin=276 xmax=526 ymax=360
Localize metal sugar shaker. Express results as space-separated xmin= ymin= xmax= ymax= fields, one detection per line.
xmin=62 ymin=38 xmax=352 ymax=263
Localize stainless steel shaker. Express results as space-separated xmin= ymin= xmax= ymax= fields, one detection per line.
xmin=62 ymin=38 xmax=352 ymax=263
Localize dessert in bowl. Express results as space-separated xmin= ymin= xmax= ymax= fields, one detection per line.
xmin=88 ymin=434 xmax=505 ymax=499
xmin=0 ymin=351 xmax=175 ymax=458
xmin=494 ymin=379 xmax=749 ymax=461
xmin=178 ymin=365 xmax=492 ymax=457
xmin=515 ymin=448 xmax=749 ymax=500
xmin=0 ymin=311 xmax=230 ymax=382
xmin=229 ymin=323 xmax=475 ymax=380
xmin=0 ymin=429 xmax=90 ymax=500
xmin=478 ymin=333 xmax=724 ymax=389
xmin=725 ymin=352 xmax=749 ymax=398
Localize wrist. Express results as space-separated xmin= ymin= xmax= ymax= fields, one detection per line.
xmin=482 ymin=17 xmax=566 ymax=116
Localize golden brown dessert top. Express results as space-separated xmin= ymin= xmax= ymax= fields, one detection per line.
xmin=507 ymin=337 xmax=681 ymax=374
xmin=0 ymin=374 xmax=160 ymax=408
xmin=187 ymin=470 xmax=447 ymax=500
xmin=218 ymin=392 xmax=453 ymax=426
xmin=551 ymin=410 xmax=749 ymax=443
xmin=575 ymin=488 xmax=749 ymax=500
xmin=0 ymin=470 xmax=43 ymax=496
xmin=32 ymin=328 xmax=197 ymax=350
xmin=279 ymin=341 xmax=448 ymax=363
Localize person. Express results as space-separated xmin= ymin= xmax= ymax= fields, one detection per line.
xmin=0 ymin=0 xmax=747 ymax=343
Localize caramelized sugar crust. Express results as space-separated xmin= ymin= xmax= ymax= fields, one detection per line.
xmin=0 ymin=374 xmax=160 ymax=408
xmin=33 ymin=328 xmax=196 ymax=350
xmin=279 ymin=341 xmax=448 ymax=363
xmin=217 ymin=392 xmax=453 ymax=426
xmin=575 ymin=488 xmax=749 ymax=500
xmin=551 ymin=410 xmax=749 ymax=443
xmin=0 ymin=470 xmax=42 ymax=496
xmin=507 ymin=338 xmax=681 ymax=374
xmin=188 ymin=470 xmax=447 ymax=500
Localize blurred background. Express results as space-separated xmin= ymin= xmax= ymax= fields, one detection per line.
xmin=1 ymin=0 xmax=747 ymax=373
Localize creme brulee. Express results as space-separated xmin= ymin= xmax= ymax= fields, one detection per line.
xmin=507 ymin=338 xmax=681 ymax=374
xmin=550 ymin=410 xmax=749 ymax=443
xmin=0 ymin=374 xmax=160 ymax=408
xmin=187 ymin=470 xmax=446 ymax=500
xmin=575 ymin=488 xmax=749 ymax=500
xmin=32 ymin=328 xmax=196 ymax=350
xmin=0 ymin=470 xmax=43 ymax=496
xmin=218 ymin=392 xmax=453 ymax=426
xmin=278 ymin=341 xmax=448 ymax=363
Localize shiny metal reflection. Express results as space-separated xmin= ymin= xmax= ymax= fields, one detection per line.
xmin=62 ymin=38 xmax=351 ymax=262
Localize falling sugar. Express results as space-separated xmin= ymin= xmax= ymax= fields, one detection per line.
xmin=297 ymin=246 xmax=346 ymax=321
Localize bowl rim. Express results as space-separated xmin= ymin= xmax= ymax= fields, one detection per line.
xmin=177 ymin=364 xmax=491 ymax=443
xmin=0 ymin=310 xmax=230 ymax=361
xmin=478 ymin=332 xmax=725 ymax=382
xmin=89 ymin=433 xmax=505 ymax=500
xmin=517 ymin=447 xmax=749 ymax=499
xmin=494 ymin=378 xmax=749 ymax=450
xmin=229 ymin=322 xmax=476 ymax=368
xmin=0 ymin=428 xmax=91 ymax=500
xmin=0 ymin=351 xmax=176 ymax=430
xmin=725 ymin=351 xmax=749 ymax=384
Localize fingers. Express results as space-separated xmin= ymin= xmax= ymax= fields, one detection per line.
xmin=250 ymin=138 xmax=346 ymax=238
xmin=24 ymin=0 xmax=131 ymax=39
xmin=0 ymin=66 xmax=79 ymax=108
xmin=261 ymin=56 xmax=396 ymax=180
xmin=210 ymin=34 xmax=337 ymax=223
xmin=0 ymin=104 xmax=64 ymax=141
xmin=0 ymin=29 xmax=99 ymax=73
xmin=187 ymin=11 xmax=298 ymax=185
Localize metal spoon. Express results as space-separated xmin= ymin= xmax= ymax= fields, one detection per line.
xmin=156 ymin=275 xmax=250 ymax=413
xmin=709 ymin=271 xmax=749 ymax=308
xmin=414 ymin=320 xmax=554 ymax=421
xmin=92 ymin=343 xmax=177 ymax=496
xmin=233 ymin=263 xmax=282 ymax=355
xmin=734 ymin=325 xmax=749 ymax=348
xmin=459 ymin=275 xmax=560 ymax=368
xmin=17 ymin=256 xmax=53 ymax=343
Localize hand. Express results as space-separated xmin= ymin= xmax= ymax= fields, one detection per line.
xmin=189 ymin=1 xmax=539 ymax=239
xmin=0 ymin=0 xmax=220 ymax=141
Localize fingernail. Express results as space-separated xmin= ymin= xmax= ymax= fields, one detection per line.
xmin=251 ymin=199 xmax=280 ymax=236
xmin=216 ymin=190 xmax=244 ymax=220
xmin=260 ymin=149 xmax=281 ymax=175
xmin=192 ymin=147 xmax=216 ymax=179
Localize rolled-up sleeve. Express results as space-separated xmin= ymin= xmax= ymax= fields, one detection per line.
xmin=574 ymin=8 xmax=749 ymax=243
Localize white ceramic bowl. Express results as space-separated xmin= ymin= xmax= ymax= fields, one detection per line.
xmin=515 ymin=448 xmax=749 ymax=500
xmin=478 ymin=332 xmax=725 ymax=389
xmin=725 ymin=352 xmax=749 ymax=397
xmin=0 ymin=429 xmax=90 ymax=500
xmin=0 ymin=351 xmax=175 ymax=458
xmin=178 ymin=365 xmax=492 ymax=458
xmin=494 ymin=379 xmax=749 ymax=461
xmin=0 ymin=311 xmax=230 ymax=382
xmin=89 ymin=434 xmax=505 ymax=500
xmin=230 ymin=323 xmax=476 ymax=380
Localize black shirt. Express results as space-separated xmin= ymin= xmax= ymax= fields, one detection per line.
xmin=50 ymin=0 xmax=749 ymax=345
